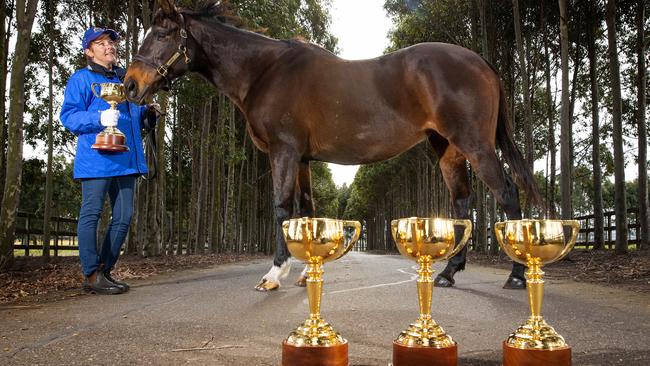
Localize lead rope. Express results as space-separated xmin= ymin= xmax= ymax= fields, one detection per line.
xmin=143 ymin=126 xmax=158 ymax=181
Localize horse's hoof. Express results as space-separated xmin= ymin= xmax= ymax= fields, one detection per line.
xmin=294 ymin=276 xmax=307 ymax=287
xmin=503 ymin=276 xmax=526 ymax=290
xmin=434 ymin=274 xmax=454 ymax=287
xmin=255 ymin=279 xmax=280 ymax=292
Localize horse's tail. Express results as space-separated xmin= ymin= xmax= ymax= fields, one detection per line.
xmin=494 ymin=81 xmax=542 ymax=207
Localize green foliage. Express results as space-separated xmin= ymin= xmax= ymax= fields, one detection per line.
xmin=385 ymin=0 xmax=474 ymax=51
xmin=19 ymin=157 xmax=80 ymax=218
xmin=310 ymin=161 xmax=338 ymax=217
xmin=233 ymin=0 xmax=338 ymax=51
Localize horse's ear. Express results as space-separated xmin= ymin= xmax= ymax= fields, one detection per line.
xmin=158 ymin=0 xmax=178 ymax=17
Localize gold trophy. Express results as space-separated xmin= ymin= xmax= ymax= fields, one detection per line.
xmin=494 ymin=219 xmax=579 ymax=366
xmin=91 ymin=82 xmax=129 ymax=152
xmin=390 ymin=217 xmax=472 ymax=366
xmin=281 ymin=217 xmax=361 ymax=366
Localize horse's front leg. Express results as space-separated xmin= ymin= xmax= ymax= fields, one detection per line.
xmin=255 ymin=150 xmax=300 ymax=292
xmin=428 ymin=143 xmax=473 ymax=288
xmin=294 ymin=161 xmax=314 ymax=287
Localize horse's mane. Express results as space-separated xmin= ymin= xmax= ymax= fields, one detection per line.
xmin=179 ymin=0 xmax=245 ymax=28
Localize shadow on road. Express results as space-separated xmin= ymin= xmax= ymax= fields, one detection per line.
xmin=455 ymin=348 xmax=650 ymax=366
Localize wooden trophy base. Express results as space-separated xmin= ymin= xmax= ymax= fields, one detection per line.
xmin=282 ymin=340 xmax=348 ymax=366
xmin=92 ymin=132 xmax=129 ymax=152
xmin=393 ymin=341 xmax=457 ymax=366
xmin=503 ymin=341 xmax=571 ymax=366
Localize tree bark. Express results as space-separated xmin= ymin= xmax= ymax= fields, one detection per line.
xmin=0 ymin=0 xmax=39 ymax=271
xmin=157 ymin=93 xmax=168 ymax=253
xmin=43 ymin=0 xmax=56 ymax=259
xmin=194 ymin=98 xmax=212 ymax=254
xmin=512 ymin=0 xmax=533 ymax=214
xmin=587 ymin=2 xmax=604 ymax=250
xmin=543 ymin=8 xmax=557 ymax=218
xmin=605 ymin=0 xmax=628 ymax=253
xmin=636 ymin=0 xmax=649 ymax=250
xmin=0 ymin=0 xmax=15 ymax=207
xmin=558 ymin=0 xmax=572 ymax=220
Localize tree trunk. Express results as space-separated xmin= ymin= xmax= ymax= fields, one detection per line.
xmin=605 ymin=0 xmax=628 ymax=253
xmin=0 ymin=0 xmax=39 ymax=271
xmin=558 ymin=0 xmax=572 ymax=220
xmin=175 ymin=96 xmax=184 ymax=255
xmin=543 ymin=22 xmax=557 ymax=218
xmin=512 ymin=0 xmax=533 ymax=214
xmin=0 ymin=0 xmax=14 ymax=207
xmin=636 ymin=0 xmax=649 ymax=250
xmin=157 ymin=93 xmax=168 ymax=253
xmin=194 ymin=98 xmax=212 ymax=254
xmin=587 ymin=3 xmax=604 ymax=250
xmin=125 ymin=0 xmax=134 ymax=64
xmin=42 ymin=0 xmax=56 ymax=260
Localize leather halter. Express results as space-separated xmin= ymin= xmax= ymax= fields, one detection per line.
xmin=134 ymin=14 xmax=191 ymax=88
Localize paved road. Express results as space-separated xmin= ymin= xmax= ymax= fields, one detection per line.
xmin=1 ymin=252 xmax=649 ymax=365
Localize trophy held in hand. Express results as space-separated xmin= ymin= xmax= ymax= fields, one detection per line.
xmin=91 ymin=82 xmax=129 ymax=152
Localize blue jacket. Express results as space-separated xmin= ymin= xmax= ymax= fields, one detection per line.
xmin=60 ymin=64 xmax=148 ymax=179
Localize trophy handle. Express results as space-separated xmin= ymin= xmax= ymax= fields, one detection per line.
xmin=91 ymin=83 xmax=102 ymax=99
xmin=281 ymin=220 xmax=291 ymax=241
xmin=449 ymin=219 xmax=472 ymax=258
xmin=341 ymin=220 xmax=362 ymax=255
xmin=557 ymin=220 xmax=580 ymax=261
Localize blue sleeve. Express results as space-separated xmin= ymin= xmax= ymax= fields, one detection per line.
xmin=59 ymin=74 xmax=103 ymax=135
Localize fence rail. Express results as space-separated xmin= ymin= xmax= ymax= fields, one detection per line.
xmin=12 ymin=207 xmax=643 ymax=256
xmin=13 ymin=211 xmax=79 ymax=256
xmin=574 ymin=207 xmax=640 ymax=248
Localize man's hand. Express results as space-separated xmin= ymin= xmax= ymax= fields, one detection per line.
xmin=100 ymin=109 xmax=120 ymax=127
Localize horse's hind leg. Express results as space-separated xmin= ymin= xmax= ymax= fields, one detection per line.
xmin=462 ymin=147 xmax=527 ymax=289
xmin=428 ymin=136 xmax=473 ymax=288
xmin=255 ymin=150 xmax=300 ymax=292
xmin=294 ymin=161 xmax=313 ymax=287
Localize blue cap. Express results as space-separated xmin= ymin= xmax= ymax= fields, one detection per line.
xmin=82 ymin=27 xmax=120 ymax=50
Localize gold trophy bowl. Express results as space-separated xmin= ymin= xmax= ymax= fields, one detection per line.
xmin=91 ymin=82 xmax=129 ymax=152
xmin=390 ymin=217 xmax=472 ymax=366
xmin=494 ymin=219 xmax=579 ymax=366
xmin=281 ymin=217 xmax=361 ymax=366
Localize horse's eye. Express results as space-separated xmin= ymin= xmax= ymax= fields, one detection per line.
xmin=156 ymin=32 xmax=166 ymax=40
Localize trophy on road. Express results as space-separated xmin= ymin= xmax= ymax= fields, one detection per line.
xmin=494 ymin=219 xmax=579 ymax=366
xmin=281 ymin=217 xmax=362 ymax=366
xmin=91 ymin=82 xmax=129 ymax=152
xmin=390 ymin=217 xmax=472 ymax=366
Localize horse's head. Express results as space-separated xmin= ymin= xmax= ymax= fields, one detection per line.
xmin=124 ymin=0 xmax=194 ymax=104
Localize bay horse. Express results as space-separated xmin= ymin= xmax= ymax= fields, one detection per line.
xmin=125 ymin=0 xmax=540 ymax=291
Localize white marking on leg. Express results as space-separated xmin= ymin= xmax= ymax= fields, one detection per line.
xmin=262 ymin=261 xmax=291 ymax=285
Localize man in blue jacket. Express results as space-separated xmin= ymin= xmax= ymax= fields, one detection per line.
xmin=60 ymin=27 xmax=157 ymax=294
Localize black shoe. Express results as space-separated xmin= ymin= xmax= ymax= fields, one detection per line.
xmin=83 ymin=272 xmax=124 ymax=295
xmin=434 ymin=273 xmax=455 ymax=287
xmin=104 ymin=272 xmax=130 ymax=292
xmin=503 ymin=276 xmax=526 ymax=289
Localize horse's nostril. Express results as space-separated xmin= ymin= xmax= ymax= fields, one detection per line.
xmin=124 ymin=79 xmax=137 ymax=98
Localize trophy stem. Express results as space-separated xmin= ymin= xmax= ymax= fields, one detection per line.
xmin=526 ymin=261 xmax=544 ymax=320
xmin=306 ymin=261 xmax=324 ymax=320
xmin=416 ymin=256 xmax=433 ymax=321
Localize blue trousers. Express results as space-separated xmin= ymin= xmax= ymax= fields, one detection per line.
xmin=77 ymin=175 xmax=136 ymax=277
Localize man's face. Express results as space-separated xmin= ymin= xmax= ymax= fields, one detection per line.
xmin=85 ymin=34 xmax=117 ymax=67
